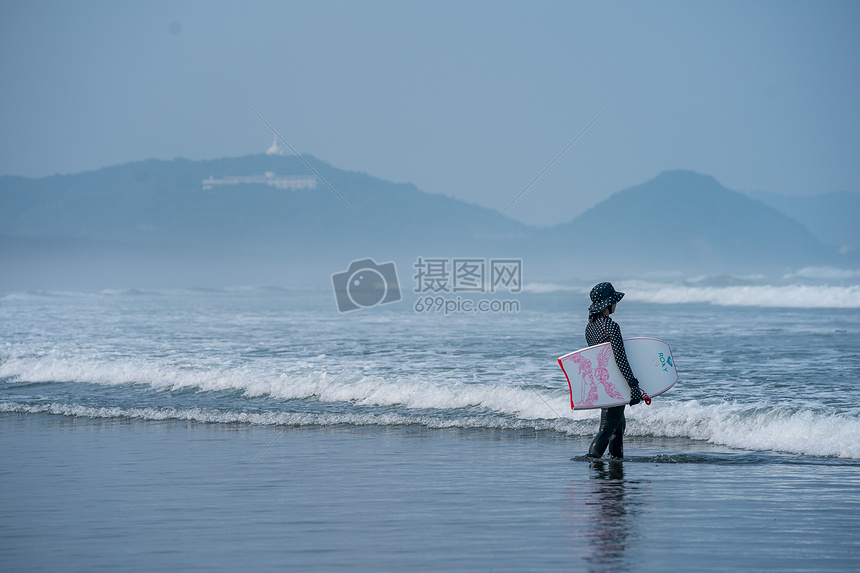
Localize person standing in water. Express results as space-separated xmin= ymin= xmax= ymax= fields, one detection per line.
xmin=584 ymin=282 xmax=644 ymax=461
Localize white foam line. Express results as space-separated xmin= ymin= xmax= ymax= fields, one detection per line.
xmin=627 ymin=400 xmax=860 ymax=459
xmin=0 ymin=401 xmax=596 ymax=435
xmin=0 ymin=356 xmax=590 ymax=422
xmin=785 ymin=267 xmax=860 ymax=280
xmin=624 ymin=284 xmax=860 ymax=308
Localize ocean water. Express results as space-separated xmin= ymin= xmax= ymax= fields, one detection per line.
xmin=2 ymin=279 xmax=860 ymax=571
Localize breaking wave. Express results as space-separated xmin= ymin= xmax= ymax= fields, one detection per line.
xmin=3 ymin=354 xmax=859 ymax=459
xmin=623 ymin=283 xmax=860 ymax=308
xmin=524 ymin=280 xmax=860 ymax=308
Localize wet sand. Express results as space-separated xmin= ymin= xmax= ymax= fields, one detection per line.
xmin=2 ymin=413 xmax=859 ymax=572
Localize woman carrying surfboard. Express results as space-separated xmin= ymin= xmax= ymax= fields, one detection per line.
xmin=583 ymin=282 xmax=645 ymax=461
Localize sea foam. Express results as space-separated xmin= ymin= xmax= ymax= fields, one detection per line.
xmin=4 ymin=354 xmax=859 ymax=460
xmin=627 ymin=400 xmax=860 ymax=459
xmin=524 ymin=280 xmax=860 ymax=308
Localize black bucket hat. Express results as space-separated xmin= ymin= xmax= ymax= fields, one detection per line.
xmin=588 ymin=282 xmax=624 ymax=314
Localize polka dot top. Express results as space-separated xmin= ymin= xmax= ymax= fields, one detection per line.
xmin=586 ymin=314 xmax=638 ymax=386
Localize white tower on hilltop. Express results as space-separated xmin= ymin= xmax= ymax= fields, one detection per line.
xmin=266 ymin=137 xmax=287 ymax=156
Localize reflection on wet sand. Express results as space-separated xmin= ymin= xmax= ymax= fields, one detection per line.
xmin=567 ymin=460 xmax=646 ymax=570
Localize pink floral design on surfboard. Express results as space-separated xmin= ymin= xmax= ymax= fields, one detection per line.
xmin=569 ymin=346 xmax=624 ymax=407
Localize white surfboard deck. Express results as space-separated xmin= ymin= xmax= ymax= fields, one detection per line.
xmin=558 ymin=338 xmax=678 ymax=410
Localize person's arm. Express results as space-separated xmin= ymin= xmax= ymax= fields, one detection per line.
xmin=607 ymin=321 xmax=638 ymax=386
xmin=608 ymin=321 xmax=644 ymax=405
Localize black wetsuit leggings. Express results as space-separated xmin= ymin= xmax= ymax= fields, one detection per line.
xmin=588 ymin=405 xmax=626 ymax=459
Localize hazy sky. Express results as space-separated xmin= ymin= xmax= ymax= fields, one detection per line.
xmin=1 ymin=0 xmax=858 ymax=225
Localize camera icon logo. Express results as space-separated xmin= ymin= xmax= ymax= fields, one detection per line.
xmin=331 ymin=258 xmax=402 ymax=313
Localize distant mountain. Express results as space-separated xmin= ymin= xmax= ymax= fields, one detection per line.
xmin=747 ymin=190 xmax=860 ymax=255
xmin=0 ymin=154 xmax=530 ymax=256
xmin=0 ymin=158 xmax=846 ymax=289
xmin=547 ymin=171 xmax=833 ymax=275
xmin=0 ymin=154 xmax=534 ymax=289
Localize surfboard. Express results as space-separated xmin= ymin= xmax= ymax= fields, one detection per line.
xmin=558 ymin=338 xmax=678 ymax=410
